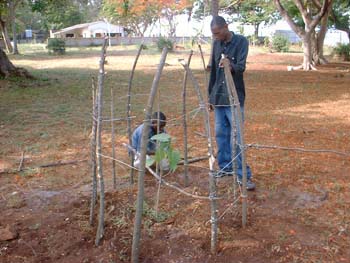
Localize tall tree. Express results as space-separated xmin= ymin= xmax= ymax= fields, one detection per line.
xmin=330 ymin=0 xmax=350 ymax=42
xmin=103 ymin=0 xmax=191 ymax=37
xmin=228 ymin=0 xmax=278 ymax=39
xmin=0 ymin=0 xmax=13 ymax=53
xmin=31 ymin=0 xmax=86 ymax=30
xmin=102 ymin=0 xmax=159 ymax=36
xmin=274 ymin=0 xmax=333 ymax=70
xmin=0 ymin=46 xmax=31 ymax=78
xmin=212 ymin=0 xmax=219 ymax=16
xmin=9 ymin=0 xmax=21 ymax=54
xmin=160 ymin=0 xmax=192 ymax=37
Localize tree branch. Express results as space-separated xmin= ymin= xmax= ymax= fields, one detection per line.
xmin=274 ymin=0 xmax=305 ymax=37
xmin=310 ymin=0 xmax=333 ymax=30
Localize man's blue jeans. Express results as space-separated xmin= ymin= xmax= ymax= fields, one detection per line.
xmin=214 ymin=106 xmax=252 ymax=180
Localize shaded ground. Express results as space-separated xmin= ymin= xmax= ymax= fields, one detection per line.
xmin=0 ymin=46 xmax=349 ymax=262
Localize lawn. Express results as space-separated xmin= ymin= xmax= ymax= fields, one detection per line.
xmin=0 ymin=44 xmax=349 ymax=263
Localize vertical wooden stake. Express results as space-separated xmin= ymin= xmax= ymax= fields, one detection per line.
xmin=182 ymin=50 xmax=193 ymax=187
xmin=180 ymin=60 xmax=218 ymax=254
xmin=89 ymin=77 xmax=98 ymax=226
xmin=155 ymin=89 xmax=161 ymax=218
xmin=222 ymin=60 xmax=248 ymax=228
xmin=110 ymin=86 xmax=117 ymax=189
xmin=127 ymin=43 xmax=144 ymax=184
xmin=131 ymin=47 xmax=168 ymax=263
xmin=198 ymin=44 xmax=208 ymax=86
xmin=95 ymin=38 xmax=108 ymax=246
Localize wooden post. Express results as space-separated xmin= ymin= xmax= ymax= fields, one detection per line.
xmin=220 ymin=54 xmax=238 ymax=203
xmin=131 ymin=47 xmax=168 ymax=263
xmin=155 ymin=89 xmax=161 ymax=217
xmin=222 ymin=59 xmax=248 ymax=227
xmin=95 ymin=38 xmax=108 ymax=246
xmin=198 ymin=44 xmax=208 ymax=86
xmin=127 ymin=43 xmax=144 ymax=184
xmin=179 ymin=60 xmax=218 ymax=254
xmin=182 ymin=50 xmax=193 ymax=187
xmin=110 ymin=87 xmax=117 ymax=189
xmin=89 ymin=77 xmax=98 ymax=226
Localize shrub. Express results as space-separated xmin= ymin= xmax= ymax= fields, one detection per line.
xmin=264 ymin=37 xmax=270 ymax=48
xmin=156 ymin=37 xmax=173 ymax=51
xmin=272 ymin=35 xmax=290 ymax=52
xmin=333 ymin=43 xmax=350 ymax=61
xmin=47 ymin=38 xmax=65 ymax=55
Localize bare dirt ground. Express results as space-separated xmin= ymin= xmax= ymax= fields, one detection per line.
xmin=0 ymin=47 xmax=349 ymax=263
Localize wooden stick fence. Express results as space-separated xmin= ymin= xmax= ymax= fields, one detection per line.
xmin=86 ymin=42 xmax=350 ymax=262
xmin=222 ymin=58 xmax=248 ymax=227
xmin=182 ymin=50 xmax=193 ymax=187
xmin=131 ymin=47 xmax=168 ymax=263
xmin=127 ymin=43 xmax=144 ymax=185
xmin=179 ymin=59 xmax=218 ymax=254
xmin=89 ymin=77 xmax=98 ymax=226
xmin=95 ymin=38 xmax=108 ymax=245
xmin=89 ymin=44 xmax=249 ymax=260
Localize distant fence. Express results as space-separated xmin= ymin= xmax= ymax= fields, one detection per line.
xmin=48 ymin=36 xmax=211 ymax=47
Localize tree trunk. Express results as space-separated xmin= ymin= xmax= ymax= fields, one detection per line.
xmin=207 ymin=0 xmax=219 ymax=70
xmin=313 ymin=8 xmax=330 ymax=65
xmin=302 ymin=33 xmax=313 ymax=70
xmin=274 ymin=0 xmax=333 ymax=71
xmin=0 ymin=18 xmax=13 ymax=54
xmin=0 ymin=48 xmax=16 ymax=77
xmin=0 ymin=48 xmax=32 ymax=78
xmin=10 ymin=0 xmax=19 ymax=55
xmin=254 ymin=23 xmax=259 ymax=40
xmin=211 ymin=0 xmax=219 ymax=16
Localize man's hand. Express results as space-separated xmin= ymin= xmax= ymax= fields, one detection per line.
xmin=219 ymin=57 xmax=232 ymax=71
xmin=219 ymin=55 xmax=233 ymax=71
xmin=208 ymin=104 xmax=214 ymax=112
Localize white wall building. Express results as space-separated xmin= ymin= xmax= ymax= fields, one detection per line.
xmin=51 ymin=21 xmax=125 ymax=38
xmin=145 ymin=15 xmax=349 ymax=46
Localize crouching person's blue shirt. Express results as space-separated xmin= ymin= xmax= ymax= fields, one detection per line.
xmin=131 ymin=124 xmax=158 ymax=154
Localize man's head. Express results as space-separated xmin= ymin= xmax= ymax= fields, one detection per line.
xmin=151 ymin=111 xmax=166 ymax=131
xmin=210 ymin=16 xmax=229 ymax=41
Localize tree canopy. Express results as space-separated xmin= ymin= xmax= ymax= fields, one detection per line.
xmin=102 ymin=0 xmax=192 ymax=36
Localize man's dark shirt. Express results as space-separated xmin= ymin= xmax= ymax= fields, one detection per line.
xmin=208 ymin=32 xmax=249 ymax=107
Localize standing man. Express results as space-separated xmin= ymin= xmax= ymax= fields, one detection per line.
xmin=208 ymin=16 xmax=255 ymax=190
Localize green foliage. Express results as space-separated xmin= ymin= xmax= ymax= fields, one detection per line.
xmin=101 ymin=0 xmax=158 ymax=36
xmin=264 ymin=36 xmax=270 ymax=47
xmin=31 ymin=0 xmax=86 ymax=30
xmin=272 ymin=35 xmax=290 ymax=52
xmin=227 ymin=0 xmax=279 ymax=38
xmin=333 ymin=43 xmax=350 ymax=61
xmin=47 ymin=38 xmax=65 ymax=55
xmin=156 ymin=37 xmax=174 ymax=51
xmin=330 ymin=0 xmax=350 ymax=40
xmin=146 ymin=133 xmax=180 ymax=172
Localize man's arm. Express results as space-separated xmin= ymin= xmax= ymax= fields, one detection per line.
xmin=131 ymin=126 xmax=141 ymax=152
xmin=230 ymin=37 xmax=249 ymax=74
xmin=208 ymin=42 xmax=217 ymax=110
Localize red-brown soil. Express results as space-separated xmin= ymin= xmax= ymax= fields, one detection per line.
xmin=1 ymin=51 xmax=349 ymax=263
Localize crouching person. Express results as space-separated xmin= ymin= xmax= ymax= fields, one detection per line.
xmin=132 ymin=111 xmax=170 ymax=171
